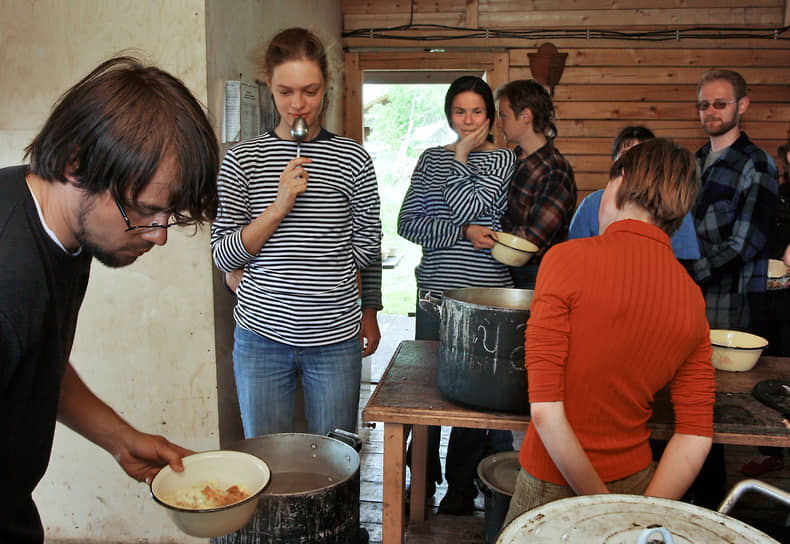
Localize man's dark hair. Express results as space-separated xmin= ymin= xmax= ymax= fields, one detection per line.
xmin=612 ymin=126 xmax=655 ymax=160
xmin=495 ymin=79 xmax=557 ymax=139
xmin=444 ymin=75 xmax=496 ymax=143
xmin=25 ymin=56 xmax=219 ymax=224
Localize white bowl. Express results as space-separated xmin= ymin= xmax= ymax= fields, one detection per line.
xmin=767 ymin=259 xmax=790 ymax=290
xmin=150 ymin=450 xmax=270 ymax=538
xmin=491 ymin=232 xmax=539 ymax=267
xmin=710 ymin=329 xmax=768 ymax=372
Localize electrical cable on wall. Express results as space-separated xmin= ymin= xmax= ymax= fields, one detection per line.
xmin=344 ymin=23 xmax=790 ymax=42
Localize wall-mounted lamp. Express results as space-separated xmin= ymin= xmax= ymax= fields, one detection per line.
xmin=528 ymin=43 xmax=567 ymax=97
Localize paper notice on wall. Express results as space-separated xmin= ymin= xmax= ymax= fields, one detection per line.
xmin=222 ymin=80 xmax=261 ymax=143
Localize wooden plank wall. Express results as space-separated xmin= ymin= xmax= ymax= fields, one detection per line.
xmin=342 ymin=0 xmax=790 ymax=200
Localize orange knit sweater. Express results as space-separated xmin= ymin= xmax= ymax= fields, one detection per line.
xmin=520 ymin=219 xmax=715 ymax=485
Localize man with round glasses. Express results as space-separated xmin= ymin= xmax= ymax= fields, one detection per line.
xmin=0 ymin=57 xmax=219 ymax=542
xmin=687 ymin=68 xmax=778 ymax=509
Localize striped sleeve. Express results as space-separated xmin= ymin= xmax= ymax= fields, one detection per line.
xmin=210 ymin=148 xmax=256 ymax=272
xmin=397 ymin=149 xmax=462 ymax=249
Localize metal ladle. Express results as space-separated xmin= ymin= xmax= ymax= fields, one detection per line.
xmin=290 ymin=117 xmax=309 ymax=157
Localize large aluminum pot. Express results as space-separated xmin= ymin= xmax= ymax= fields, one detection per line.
xmin=425 ymin=287 xmax=534 ymax=413
xmin=497 ymin=492 xmax=781 ymax=543
xmin=212 ymin=432 xmax=363 ymax=544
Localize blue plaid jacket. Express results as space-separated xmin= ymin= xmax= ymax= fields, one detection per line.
xmin=692 ymin=131 xmax=778 ymax=329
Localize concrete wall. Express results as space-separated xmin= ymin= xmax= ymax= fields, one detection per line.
xmin=0 ymin=0 xmax=340 ymax=541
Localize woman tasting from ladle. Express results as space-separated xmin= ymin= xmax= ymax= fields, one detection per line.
xmin=211 ymin=27 xmax=383 ymax=438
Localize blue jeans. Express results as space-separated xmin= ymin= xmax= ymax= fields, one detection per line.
xmin=233 ymin=325 xmax=362 ymax=437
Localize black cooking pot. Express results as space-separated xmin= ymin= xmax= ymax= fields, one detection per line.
xmin=422 ymin=287 xmax=533 ymax=413
xmin=212 ymin=431 xmax=366 ymax=544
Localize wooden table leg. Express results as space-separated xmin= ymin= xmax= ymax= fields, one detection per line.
xmin=382 ymin=422 xmax=407 ymax=544
xmin=410 ymin=424 xmax=428 ymax=521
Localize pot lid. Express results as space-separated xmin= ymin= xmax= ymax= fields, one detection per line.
xmin=477 ymin=451 xmax=521 ymax=496
xmin=497 ymin=494 xmax=779 ymax=543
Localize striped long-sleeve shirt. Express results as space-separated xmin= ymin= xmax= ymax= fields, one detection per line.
xmin=397 ymin=146 xmax=516 ymax=292
xmin=211 ymin=129 xmax=382 ymax=347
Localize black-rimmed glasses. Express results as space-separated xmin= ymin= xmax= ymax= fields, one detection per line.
xmin=696 ymin=100 xmax=737 ymax=112
xmin=115 ymin=198 xmax=182 ymax=232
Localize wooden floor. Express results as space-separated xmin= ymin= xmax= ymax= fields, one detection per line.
xmin=358 ymin=315 xmax=790 ymax=544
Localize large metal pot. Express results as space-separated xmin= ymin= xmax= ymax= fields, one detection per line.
xmin=424 ymin=287 xmax=534 ymax=413
xmin=212 ymin=431 xmax=364 ymax=544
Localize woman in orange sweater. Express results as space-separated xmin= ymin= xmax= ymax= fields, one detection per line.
xmin=503 ymin=138 xmax=716 ymax=527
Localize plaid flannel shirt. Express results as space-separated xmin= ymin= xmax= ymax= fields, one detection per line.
xmin=501 ymin=142 xmax=577 ymax=262
xmin=693 ymin=131 xmax=778 ymax=329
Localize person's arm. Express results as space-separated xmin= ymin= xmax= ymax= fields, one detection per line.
xmin=359 ymin=256 xmax=383 ymax=357
xmin=398 ymin=150 xmax=466 ymax=248
xmin=507 ymin=161 xmax=577 ymax=253
xmin=644 ymin=433 xmax=711 ymax=499
xmin=349 ymin=152 xmax=382 ymax=271
xmin=646 ymin=316 xmax=715 ymax=499
xmin=784 ymin=241 xmax=790 ymax=267
xmin=57 ymin=363 xmax=192 ymax=483
xmin=442 ymin=148 xmax=516 ymax=227
xmin=530 ymin=401 xmax=609 ymax=495
xmin=211 ymin=149 xmax=310 ymax=272
xmin=693 ymin=159 xmax=777 ymax=283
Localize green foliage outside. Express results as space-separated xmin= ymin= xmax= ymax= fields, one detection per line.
xmin=363 ymin=84 xmax=453 ymax=315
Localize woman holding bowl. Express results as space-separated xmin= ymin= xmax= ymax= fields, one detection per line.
xmin=398 ymin=75 xmax=516 ymax=515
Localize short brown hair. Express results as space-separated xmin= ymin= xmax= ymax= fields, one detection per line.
xmin=697 ymin=69 xmax=747 ymax=100
xmin=608 ymin=138 xmax=699 ymax=236
xmin=25 ymin=56 xmax=219 ymax=224
xmin=495 ymin=79 xmax=557 ymax=139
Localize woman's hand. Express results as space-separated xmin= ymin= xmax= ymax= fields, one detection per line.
xmin=464 ymin=224 xmax=497 ymax=250
xmin=225 ymin=269 xmax=243 ymax=294
xmin=270 ymin=157 xmax=311 ymax=218
xmin=454 ymin=123 xmax=490 ymax=164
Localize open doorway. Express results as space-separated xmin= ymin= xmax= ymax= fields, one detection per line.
xmin=363 ymin=83 xmax=454 ymax=315
xmin=344 ymin=51 xmax=508 ymax=315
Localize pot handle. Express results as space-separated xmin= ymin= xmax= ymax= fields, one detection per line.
xmin=636 ymin=526 xmax=674 ymax=544
xmin=328 ymin=429 xmax=363 ymax=452
xmin=417 ymin=289 xmax=442 ymax=318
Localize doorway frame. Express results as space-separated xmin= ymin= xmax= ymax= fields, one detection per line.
xmin=343 ymin=50 xmax=510 ymax=146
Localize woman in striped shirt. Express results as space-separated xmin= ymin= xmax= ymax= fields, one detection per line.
xmin=211 ymin=28 xmax=382 ymax=438
xmin=398 ymin=76 xmax=516 ymax=515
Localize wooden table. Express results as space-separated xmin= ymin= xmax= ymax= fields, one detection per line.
xmin=362 ymin=340 xmax=790 ymax=544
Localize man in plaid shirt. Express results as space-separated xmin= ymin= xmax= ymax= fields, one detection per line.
xmin=692 ymin=69 xmax=778 ymax=331
xmin=495 ymin=80 xmax=577 ymax=289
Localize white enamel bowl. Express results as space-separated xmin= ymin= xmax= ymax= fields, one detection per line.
xmin=491 ymin=232 xmax=539 ymax=267
xmin=767 ymin=259 xmax=790 ymax=289
xmin=710 ymin=329 xmax=768 ymax=372
xmin=150 ymin=450 xmax=271 ymax=538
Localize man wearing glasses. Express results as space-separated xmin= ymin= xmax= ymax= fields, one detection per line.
xmin=0 ymin=57 xmax=219 ymax=543
xmin=688 ymin=69 xmax=778 ymax=508
xmin=692 ymin=69 xmax=778 ymax=335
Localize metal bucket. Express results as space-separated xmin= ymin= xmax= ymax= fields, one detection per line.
xmin=428 ymin=287 xmax=533 ymax=413
xmin=212 ymin=432 xmax=364 ymax=544
xmin=476 ymin=451 xmax=521 ymax=544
